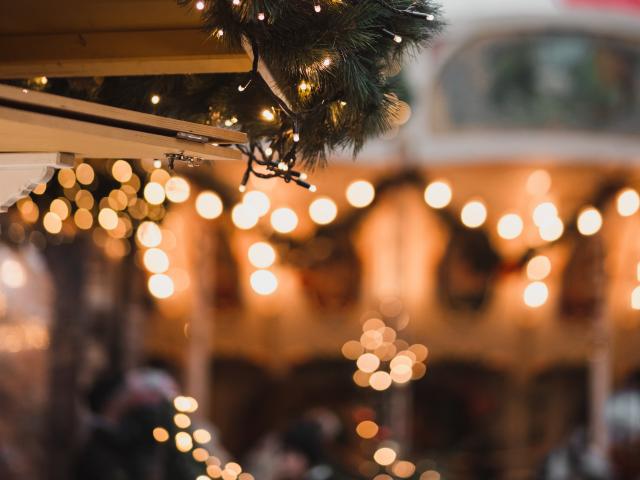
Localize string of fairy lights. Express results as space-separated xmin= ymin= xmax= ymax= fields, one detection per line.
xmin=152 ymin=394 xmax=254 ymax=480
xmin=184 ymin=0 xmax=436 ymax=192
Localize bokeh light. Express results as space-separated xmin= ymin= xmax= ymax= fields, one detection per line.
xmin=309 ymin=197 xmax=338 ymax=225
xmin=460 ymin=200 xmax=487 ymax=228
xmin=424 ymin=180 xmax=452 ymax=209
xmin=232 ymin=203 xmax=259 ymax=230
xmin=346 ymin=180 xmax=375 ymax=208
xmin=617 ymin=188 xmax=640 ymax=217
xmin=137 ymin=221 xmax=162 ymax=248
xmin=243 ymin=191 xmax=271 ymax=217
xmin=497 ymin=213 xmax=523 ymax=240
xmin=524 ymin=281 xmax=549 ymax=308
xmin=250 ymin=270 xmax=278 ymax=295
xmin=369 ymin=371 xmax=392 ymax=391
xmin=148 ymin=274 xmax=175 ymax=299
xmin=196 ymin=191 xmax=223 ymax=219
xmin=356 ymin=353 xmax=380 ymax=373
xmin=526 ymin=255 xmax=551 ymax=281
xmin=356 ymin=420 xmax=379 ymax=439
xmin=112 ymin=160 xmax=133 ymax=183
xmin=248 ymin=242 xmax=276 ymax=269
xmin=144 ymin=182 xmax=166 ymax=205
xmin=270 ymin=208 xmax=298 ymax=234
xmin=577 ymin=207 xmax=602 ymax=236
xmin=143 ymin=248 xmax=170 ymax=274
xmin=165 ymin=176 xmax=191 ymax=203
xmin=373 ymin=447 xmax=397 ymax=466
xmin=526 ymin=169 xmax=552 ymax=196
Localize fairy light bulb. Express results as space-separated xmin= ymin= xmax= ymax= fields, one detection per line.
xmin=314 ymin=2 xmax=321 ymax=13
xmin=233 ymin=0 xmax=240 ymax=4
xmin=322 ymin=57 xmax=331 ymax=67
xmin=261 ymin=109 xmax=275 ymax=121
xmin=393 ymin=35 xmax=403 ymax=43
xmin=195 ymin=0 xmax=205 ymax=10
xmin=150 ymin=94 xmax=160 ymax=105
xmin=577 ymin=207 xmax=602 ymax=236
xmin=257 ymin=12 xmax=265 ymax=20
xmin=293 ymin=133 xmax=300 ymax=142
xmin=426 ymin=13 xmax=435 ymax=20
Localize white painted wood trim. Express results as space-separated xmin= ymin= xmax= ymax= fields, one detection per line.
xmin=0 ymin=152 xmax=75 ymax=213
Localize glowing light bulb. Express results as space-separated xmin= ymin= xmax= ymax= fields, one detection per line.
xmin=136 ymin=221 xmax=162 ymax=248
xmin=233 ymin=0 xmax=240 ymax=4
xmin=232 ymin=203 xmax=259 ymax=230
xmin=314 ymin=3 xmax=321 ymax=12
xmin=526 ymin=255 xmax=551 ymax=281
xmin=165 ymin=176 xmax=190 ymax=203
xmin=143 ymin=248 xmax=170 ymax=274
xmin=151 ymin=94 xmax=160 ymax=105
xmin=148 ymin=274 xmax=175 ymax=299
xmin=524 ymin=281 xmax=548 ymax=308
xmin=261 ymin=109 xmax=275 ymax=121
xmin=346 ymin=180 xmax=375 ymax=208
xmin=293 ymin=133 xmax=300 ymax=142
xmin=250 ymin=270 xmax=278 ymax=295
xmin=271 ymin=208 xmax=298 ymax=233
xmin=243 ymin=190 xmax=271 ymax=217
xmin=322 ymin=57 xmax=331 ymax=67
xmin=616 ymin=188 xmax=640 ymax=217
xmin=153 ymin=427 xmax=169 ymax=442
xmin=577 ymin=207 xmax=602 ymax=236
xmin=144 ymin=182 xmax=166 ymax=205
xmin=373 ymin=447 xmax=397 ymax=466
xmin=195 ymin=0 xmax=205 ymax=10
xmin=98 ymin=208 xmax=119 ymax=230
xmin=424 ymin=180 xmax=451 ymax=209
xmin=369 ymin=371 xmax=392 ymax=391
xmin=257 ymin=12 xmax=265 ymax=20
xmin=356 ymin=420 xmax=379 ymax=439
xmin=356 ymin=353 xmax=380 ymax=373
xmin=460 ymin=200 xmax=487 ymax=228
xmin=497 ymin=213 xmax=523 ymax=240
xmin=532 ymin=202 xmax=558 ymax=227
xmin=393 ymin=35 xmax=403 ymax=43
xmin=248 ymin=242 xmax=276 ymax=268
xmin=539 ymin=217 xmax=564 ymax=242
xmin=309 ymin=197 xmax=337 ymax=225
xmin=196 ymin=191 xmax=223 ymax=219
xmin=112 ymin=160 xmax=132 ymax=183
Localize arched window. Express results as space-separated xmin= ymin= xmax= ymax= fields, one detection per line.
xmin=432 ymin=30 xmax=640 ymax=135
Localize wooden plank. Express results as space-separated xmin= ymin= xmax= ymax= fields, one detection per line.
xmin=0 ymin=30 xmax=252 ymax=78
xmin=0 ymin=0 xmax=204 ymax=34
xmin=0 ymin=0 xmax=252 ymax=77
xmin=0 ymin=84 xmax=248 ymax=144
xmin=0 ymin=106 xmax=242 ymax=162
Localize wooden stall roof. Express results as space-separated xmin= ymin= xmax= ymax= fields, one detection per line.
xmin=0 ymin=84 xmax=245 ymax=161
xmin=0 ymin=0 xmax=253 ymax=78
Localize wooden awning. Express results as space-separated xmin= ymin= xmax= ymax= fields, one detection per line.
xmin=0 ymin=0 xmax=253 ymax=78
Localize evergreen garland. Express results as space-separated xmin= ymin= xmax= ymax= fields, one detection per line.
xmin=36 ymin=0 xmax=442 ymax=189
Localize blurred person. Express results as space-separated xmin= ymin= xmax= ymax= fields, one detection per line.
xmin=246 ymin=409 xmax=355 ymax=480
xmin=74 ymin=368 xmax=203 ymax=480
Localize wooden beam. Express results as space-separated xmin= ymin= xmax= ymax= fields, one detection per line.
xmin=0 ymin=0 xmax=252 ymax=78
xmin=0 ymin=105 xmax=242 ymax=162
xmin=0 ymin=84 xmax=248 ymax=144
xmin=0 ymin=30 xmax=251 ymax=78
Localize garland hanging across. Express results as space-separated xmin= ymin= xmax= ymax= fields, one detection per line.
xmin=32 ymin=0 xmax=442 ymax=191
xmin=183 ymin=0 xmax=443 ymax=190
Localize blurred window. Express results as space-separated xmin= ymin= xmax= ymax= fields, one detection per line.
xmin=433 ymin=31 xmax=640 ymax=135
